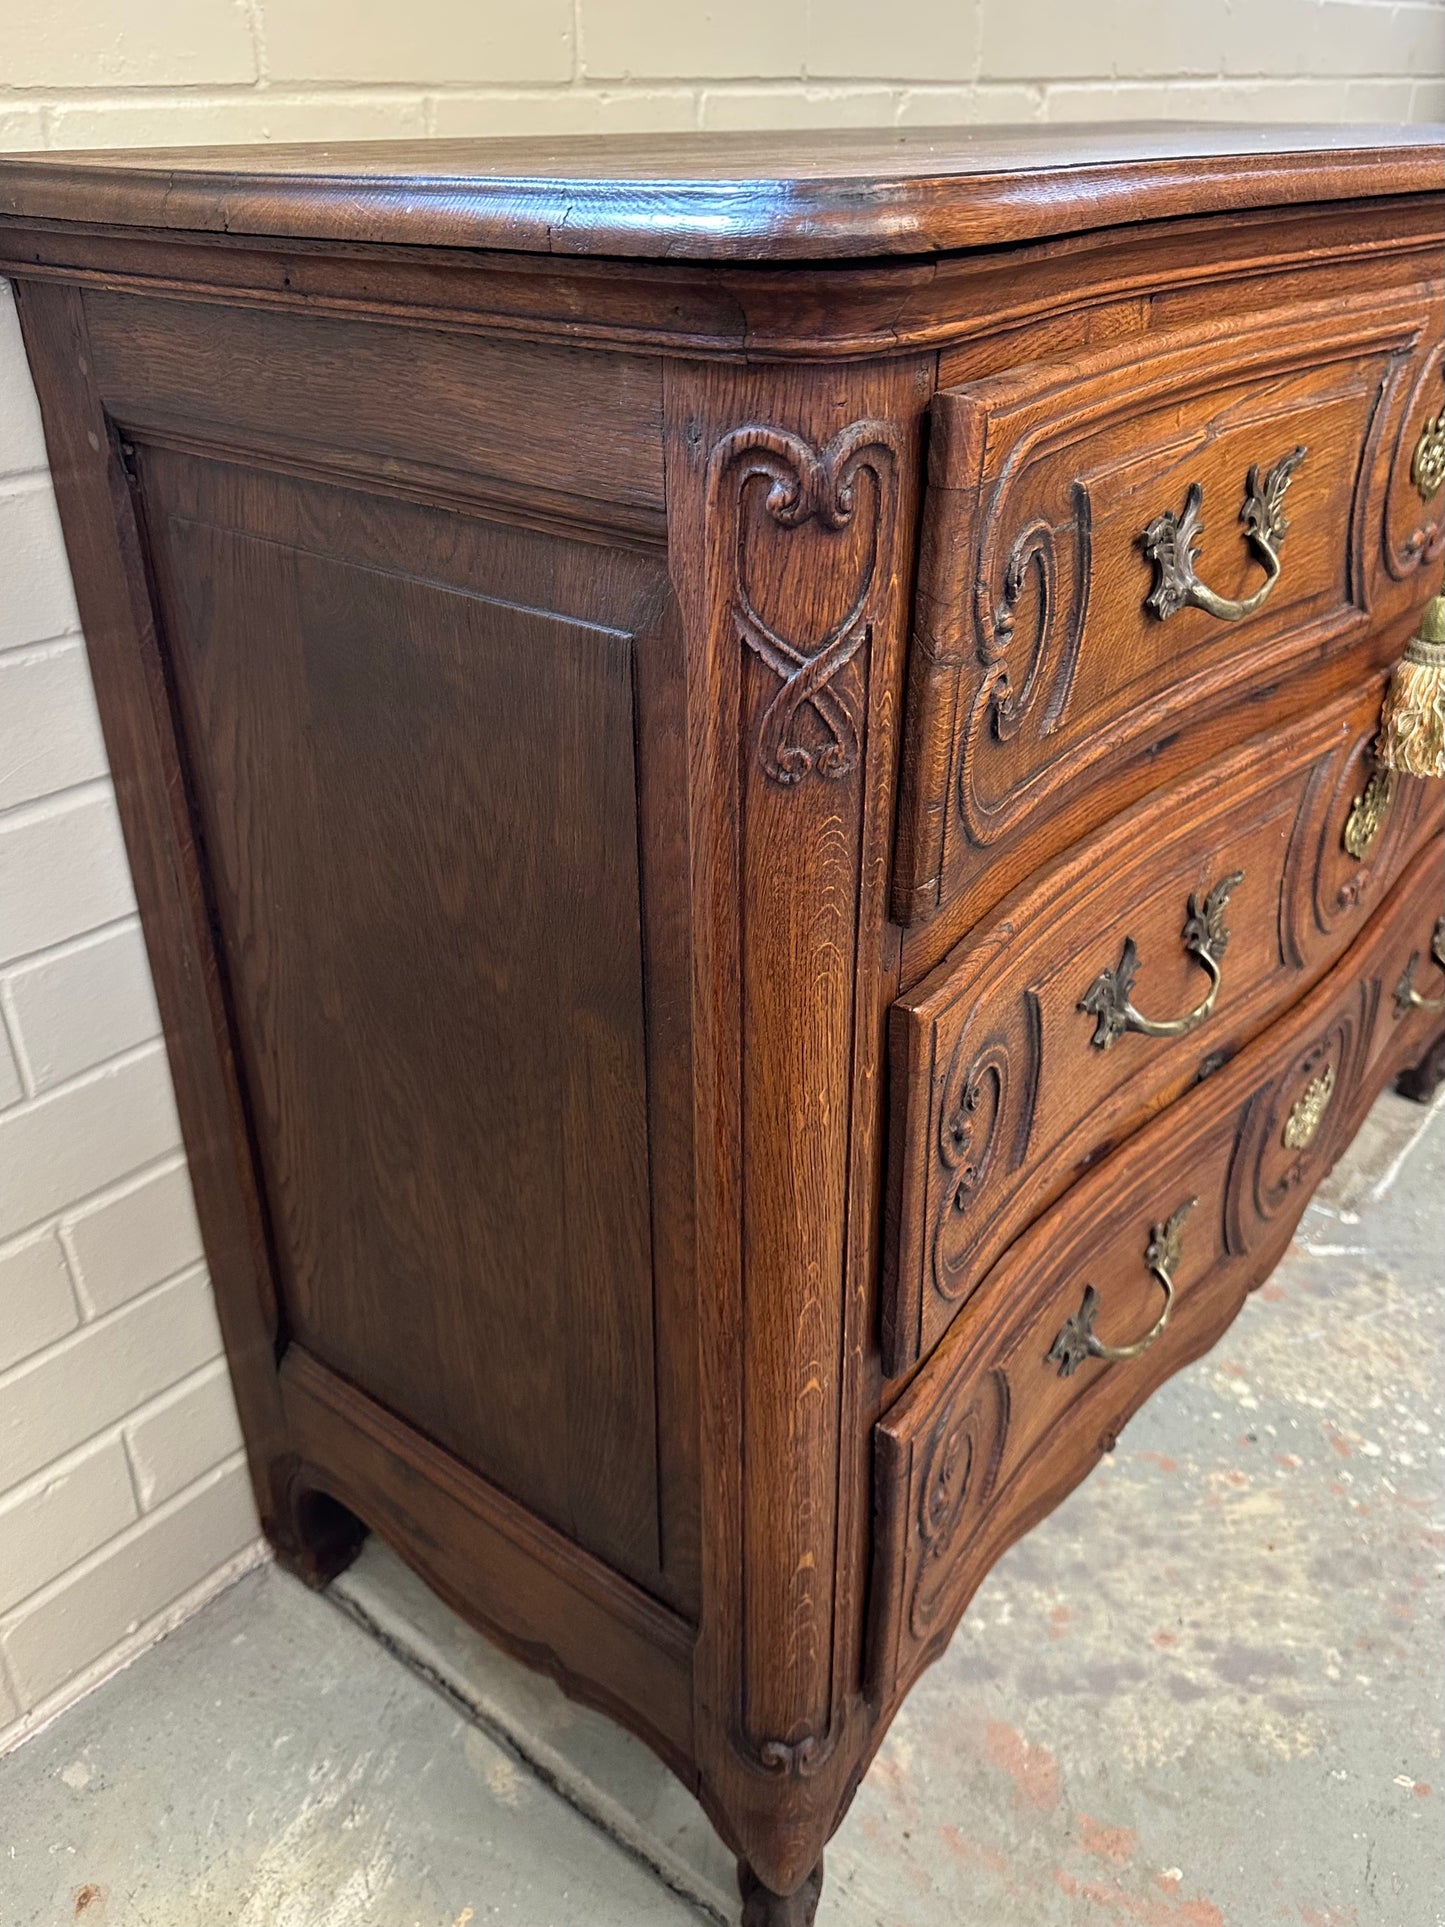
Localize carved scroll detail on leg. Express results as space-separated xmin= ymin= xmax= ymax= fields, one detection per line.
xmin=755 ymin=1734 xmax=827 ymax=1778
xmin=707 ymin=422 xmax=899 ymax=785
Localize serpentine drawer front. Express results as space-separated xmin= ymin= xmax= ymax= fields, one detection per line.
xmin=871 ymin=836 xmax=1445 ymax=1714
xmin=1 ymin=128 xmax=1440 ymax=1927
xmin=883 ymin=674 xmax=1443 ymax=1374
xmin=894 ymin=295 xmax=1445 ymax=935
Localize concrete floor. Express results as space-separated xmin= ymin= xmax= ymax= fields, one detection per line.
xmin=1 ymin=1088 xmax=1441 ymax=1927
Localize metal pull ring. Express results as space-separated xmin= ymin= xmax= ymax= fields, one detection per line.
xmin=1049 ymin=1200 xmax=1196 ymax=1379
xmin=1394 ymin=916 xmax=1445 ymax=1016
xmin=1079 ymin=871 xmax=1243 ymax=1050
xmin=1143 ymin=447 xmax=1307 ymax=623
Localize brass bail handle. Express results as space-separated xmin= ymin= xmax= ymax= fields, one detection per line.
xmin=1395 ymin=915 xmax=1445 ymax=1017
xmin=1049 ymin=1200 xmax=1196 ymax=1378
xmin=1142 ymin=447 xmax=1307 ymax=624
xmin=1079 ymin=871 xmax=1243 ymax=1051
xmin=1377 ymin=593 xmax=1445 ymax=782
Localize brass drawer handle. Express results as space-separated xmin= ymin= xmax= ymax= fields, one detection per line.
xmin=1143 ymin=447 xmax=1307 ymax=623
xmin=1079 ymin=871 xmax=1243 ymax=1051
xmin=1394 ymin=916 xmax=1445 ymax=1016
xmin=1049 ymin=1199 xmax=1196 ymax=1377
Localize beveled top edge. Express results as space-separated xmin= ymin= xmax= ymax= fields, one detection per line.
xmin=0 ymin=124 xmax=1440 ymax=262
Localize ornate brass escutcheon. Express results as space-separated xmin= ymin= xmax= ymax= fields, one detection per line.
xmin=1049 ymin=1199 xmax=1196 ymax=1378
xmin=1282 ymin=1064 xmax=1336 ymax=1151
xmin=1342 ymin=764 xmax=1396 ymax=862
xmin=1394 ymin=915 xmax=1445 ymax=1016
xmin=1079 ymin=871 xmax=1243 ymax=1050
xmin=1142 ymin=447 xmax=1307 ymax=623
xmin=1413 ymin=402 xmax=1445 ymax=502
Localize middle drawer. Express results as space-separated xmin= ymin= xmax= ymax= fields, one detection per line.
xmin=882 ymin=673 xmax=1440 ymax=1375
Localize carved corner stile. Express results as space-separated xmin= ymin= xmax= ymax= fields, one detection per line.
xmin=705 ymin=421 xmax=901 ymax=787
xmin=673 ymin=373 xmax=920 ymax=1901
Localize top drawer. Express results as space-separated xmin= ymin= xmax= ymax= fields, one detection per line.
xmin=893 ymin=294 xmax=1445 ymax=930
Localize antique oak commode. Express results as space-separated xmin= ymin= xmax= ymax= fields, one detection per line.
xmin=2 ymin=127 xmax=1442 ymax=1924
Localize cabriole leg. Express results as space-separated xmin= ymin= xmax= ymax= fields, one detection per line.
xmin=738 ymin=1856 xmax=825 ymax=1927
xmin=1396 ymin=1026 xmax=1445 ymax=1103
xmin=266 ymin=1468 xmax=366 ymax=1591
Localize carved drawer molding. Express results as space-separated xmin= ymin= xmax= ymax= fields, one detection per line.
xmin=872 ymin=837 xmax=1444 ymax=1712
xmin=884 ymin=677 xmax=1442 ymax=1375
xmin=893 ymin=299 xmax=1443 ymax=932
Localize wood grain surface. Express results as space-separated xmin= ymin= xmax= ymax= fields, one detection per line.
xmin=871 ymin=835 xmax=1445 ymax=1718
xmin=883 ymin=676 xmax=1443 ymax=1375
xmin=134 ymin=444 xmax=674 ymax=1592
xmin=7 ymin=131 xmax=1442 ymax=1923
xmin=0 ymin=125 xmax=1439 ymax=259
xmin=893 ymin=282 xmax=1444 ymax=932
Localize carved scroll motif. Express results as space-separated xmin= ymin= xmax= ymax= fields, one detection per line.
xmin=707 ymin=421 xmax=900 ymax=785
xmin=756 ymin=1734 xmax=826 ymax=1778
xmin=909 ymin=1370 xmax=1010 ymax=1640
xmin=741 ymin=1718 xmax=849 ymax=1786
xmin=930 ymin=1005 xmax=1040 ymax=1309
xmin=1284 ymin=730 xmax=1415 ymax=969
xmin=1225 ymin=1006 xmax=1367 ymax=1255
xmin=957 ymin=481 xmax=1092 ymax=845
xmin=1382 ymin=353 xmax=1445 ymax=582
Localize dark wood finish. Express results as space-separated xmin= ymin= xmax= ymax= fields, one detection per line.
xmin=1 ymin=177 xmax=1438 ymax=375
xmin=134 ymin=442 xmax=674 ymax=1591
xmin=0 ymin=126 xmax=1437 ymax=260
xmin=661 ymin=356 xmax=924 ymax=1891
xmin=3 ymin=131 xmax=1440 ymax=1919
xmin=280 ymin=1343 xmax=695 ymax=1767
xmin=84 ymin=289 xmax=666 ymax=538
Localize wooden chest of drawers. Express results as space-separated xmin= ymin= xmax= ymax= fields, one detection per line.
xmin=2 ymin=126 xmax=1441 ymax=1925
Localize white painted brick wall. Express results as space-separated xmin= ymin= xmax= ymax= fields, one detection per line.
xmin=0 ymin=0 xmax=1440 ymax=1752
xmin=0 ymin=264 xmax=259 ymax=1753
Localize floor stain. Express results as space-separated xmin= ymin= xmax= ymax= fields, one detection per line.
xmin=985 ymin=1721 xmax=1061 ymax=1813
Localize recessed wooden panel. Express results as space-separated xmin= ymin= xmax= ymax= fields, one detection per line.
xmin=134 ymin=445 xmax=669 ymax=1590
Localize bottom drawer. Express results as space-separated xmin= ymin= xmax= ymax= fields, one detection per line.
xmin=868 ymin=836 xmax=1444 ymax=1711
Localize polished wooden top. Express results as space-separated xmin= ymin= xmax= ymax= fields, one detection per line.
xmin=0 ymin=124 xmax=1438 ymax=261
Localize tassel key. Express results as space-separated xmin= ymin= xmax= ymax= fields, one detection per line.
xmin=1378 ymin=593 xmax=1445 ymax=780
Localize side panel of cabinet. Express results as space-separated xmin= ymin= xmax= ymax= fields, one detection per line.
xmin=21 ymin=279 xmax=700 ymax=1620
xmin=135 ymin=443 xmax=680 ymax=1590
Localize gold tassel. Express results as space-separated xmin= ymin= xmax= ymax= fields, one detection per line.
xmin=1378 ymin=593 xmax=1445 ymax=780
